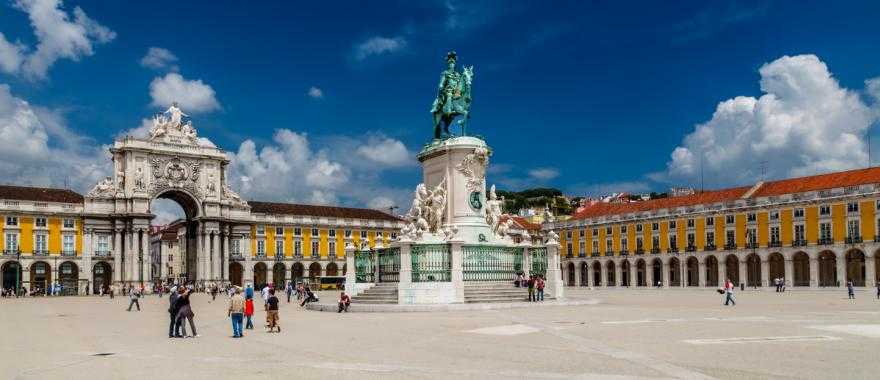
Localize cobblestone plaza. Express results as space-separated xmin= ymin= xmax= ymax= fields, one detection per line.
xmin=2 ymin=289 xmax=879 ymax=379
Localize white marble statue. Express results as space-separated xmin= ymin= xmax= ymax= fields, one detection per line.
xmin=485 ymin=184 xmax=506 ymax=237
xmin=545 ymin=230 xmax=560 ymax=245
xmin=134 ymin=168 xmax=146 ymax=191
xmin=542 ymin=206 xmax=556 ymax=223
xmin=88 ymin=177 xmax=116 ymax=198
xmin=455 ymin=146 xmax=489 ymax=192
xmin=401 ymin=177 xmax=449 ymax=241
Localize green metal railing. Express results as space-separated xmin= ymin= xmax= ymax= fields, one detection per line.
xmin=530 ymin=247 xmax=548 ymax=277
xmin=378 ymin=247 xmax=400 ymax=283
xmin=462 ymin=245 xmax=523 ymax=282
xmin=412 ymin=244 xmax=451 ymax=282
xmin=355 ymin=250 xmax=374 ymax=283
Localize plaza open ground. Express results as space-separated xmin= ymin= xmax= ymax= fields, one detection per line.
xmin=2 ymin=288 xmax=879 ymax=380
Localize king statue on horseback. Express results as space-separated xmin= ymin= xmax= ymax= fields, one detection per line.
xmin=431 ymin=51 xmax=474 ymax=140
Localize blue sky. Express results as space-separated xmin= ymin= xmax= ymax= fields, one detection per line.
xmin=1 ymin=0 xmax=879 ymax=219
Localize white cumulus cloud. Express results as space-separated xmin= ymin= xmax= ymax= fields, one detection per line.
xmin=664 ymin=54 xmax=877 ymax=186
xmin=0 ymin=0 xmax=115 ymax=79
xmin=149 ymin=72 xmax=221 ymax=113
xmin=356 ymin=135 xmax=412 ymax=167
xmin=307 ymin=86 xmax=323 ymax=99
xmin=140 ymin=47 xmax=178 ymax=71
xmin=353 ymin=36 xmax=407 ymax=61
xmin=0 ymin=84 xmax=108 ymax=191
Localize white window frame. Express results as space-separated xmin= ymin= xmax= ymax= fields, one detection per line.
xmin=34 ymin=233 xmax=48 ymax=253
xmin=5 ymin=216 xmax=18 ymax=226
xmin=62 ymin=234 xmax=75 ymax=254
xmin=294 ymin=240 xmax=302 ymax=256
xmin=329 ymin=241 xmax=336 ymax=256
xmin=706 ymin=231 xmax=715 ymax=246
xmin=35 ymin=217 xmax=47 ymax=228
xmin=275 ymin=239 xmax=284 ymax=255
xmin=256 ymin=239 xmax=266 ymax=255
xmin=62 ymin=218 xmax=75 ymax=229
xmin=311 ymin=241 xmax=319 ymax=256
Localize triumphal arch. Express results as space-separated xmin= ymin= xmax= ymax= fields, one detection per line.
xmin=83 ymin=103 xmax=251 ymax=285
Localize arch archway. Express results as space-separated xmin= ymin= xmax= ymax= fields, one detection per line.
xmin=606 ymin=261 xmax=616 ymax=286
xmin=566 ymin=262 xmax=575 ymax=286
xmin=1 ymin=261 xmax=22 ymax=293
xmin=272 ymin=263 xmax=286 ymax=287
xmin=668 ymin=257 xmax=681 ymax=286
xmin=818 ymin=251 xmax=837 ymax=287
xmin=725 ymin=255 xmax=739 ymax=285
xmin=30 ymin=261 xmax=50 ymax=294
xmin=150 ymin=189 xmax=201 ymax=283
xmin=636 ymin=259 xmax=647 ymax=286
xmin=746 ymin=253 xmax=761 ymax=287
xmin=793 ymin=252 xmax=810 ymax=286
xmin=580 ymin=262 xmax=588 ymax=286
xmin=326 ymin=262 xmax=339 ymax=277
xmin=705 ymin=255 xmax=719 ymax=287
xmin=93 ymin=262 xmax=112 ymax=293
xmin=591 ymin=262 xmax=601 ymax=286
xmin=291 ymin=262 xmax=305 ymax=282
xmin=621 ymin=260 xmax=631 ymax=287
xmin=308 ymin=262 xmax=322 ymax=280
xmin=229 ymin=262 xmax=243 ymax=286
xmin=651 ymin=259 xmax=662 ymax=286
xmin=686 ymin=257 xmax=699 ymax=286
xmin=768 ymin=252 xmax=784 ymax=285
xmin=845 ymin=249 xmax=866 ymax=286
xmin=59 ymin=261 xmax=79 ymax=295
xmin=253 ymin=262 xmax=268 ymax=289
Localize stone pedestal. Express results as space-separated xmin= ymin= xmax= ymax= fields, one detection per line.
xmin=545 ymin=242 xmax=564 ymax=299
xmin=417 ymin=137 xmax=497 ymax=244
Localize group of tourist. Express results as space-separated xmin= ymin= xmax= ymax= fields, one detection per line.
xmin=513 ymin=273 xmax=546 ymax=302
xmin=773 ymin=278 xmax=786 ymax=292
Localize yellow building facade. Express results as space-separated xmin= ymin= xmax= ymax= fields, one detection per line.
xmin=558 ymin=167 xmax=880 ymax=289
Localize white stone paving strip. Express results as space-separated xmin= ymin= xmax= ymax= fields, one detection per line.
xmin=465 ymin=324 xmax=541 ymax=336
xmin=809 ymin=324 xmax=880 ymax=338
xmin=499 ymin=312 xmax=717 ymax=380
xmin=683 ymin=336 xmax=840 ymax=345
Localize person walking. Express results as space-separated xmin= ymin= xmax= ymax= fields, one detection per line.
xmin=228 ymin=287 xmax=245 ymax=338
xmin=245 ymin=284 xmax=254 ymax=299
xmin=286 ymin=282 xmax=293 ymax=303
xmin=211 ymin=284 xmax=218 ymax=301
xmin=175 ymin=286 xmax=198 ymax=338
xmin=244 ymin=294 xmax=255 ymax=330
xmin=847 ymin=281 xmax=855 ymax=300
xmin=527 ymin=275 xmax=536 ymax=302
xmin=266 ymin=288 xmax=280 ymax=333
xmin=168 ymin=286 xmax=181 ymax=338
xmin=723 ymin=278 xmax=736 ymax=306
xmin=536 ymin=275 xmax=545 ymax=302
xmin=127 ymin=287 xmax=141 ymax=311
xmin=338 ymin=291 xmax=351 ymax=313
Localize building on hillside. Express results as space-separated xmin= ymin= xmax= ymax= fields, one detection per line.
xmin=500 ymin=215 xmax=544 ymax=245
xmin=552 ymin=167 xmax=880 ymax=290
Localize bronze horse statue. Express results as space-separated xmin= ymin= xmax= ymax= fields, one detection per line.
xmin=431 ymin=52 xmax=474 ymax=139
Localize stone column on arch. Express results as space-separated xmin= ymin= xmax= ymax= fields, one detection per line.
xmin=573 ymin=261 xmax=581 ymax=287
xmin=719 ymin=260 xmax=726 ymax=285
xmin=212 ymin=231 xmax=221 ymax=281
xmin=600 ymin=260 xmax=607 ymax=287
xmin=836 ymin=253 xmax=846 ymax=288
xmin=113 ymin=228 xmax=123 ymax=284
xmin=140 ymin=228 xmax=150 ymax=285
xmin=223 ymin=226 xmax=232 ymax=283
xmin=128 ymin=228 xmax=136 ymax=284
xmin=646 ymin=260 xmax=654 ymax=288
xmin=737 ymin=258 xmax=746 ymax=288
xmin=243 ymin=233 xmax=253 ymax=287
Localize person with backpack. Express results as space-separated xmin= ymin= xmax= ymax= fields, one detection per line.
xmin=127 ymin=287 xmax=141 ymax=311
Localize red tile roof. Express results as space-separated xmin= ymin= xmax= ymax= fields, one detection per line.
xmin=752 ymin=166 xmax=880 ymax=197
xmin=249 ymin=201 xmax=402 ymax=222
xmin=501 ymin=215 xmax=542 ymax=231
xmin=570 ymin=186 xmax=751 ymax=220
xmin=0 ymin=184 xmax=83 ymax=204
